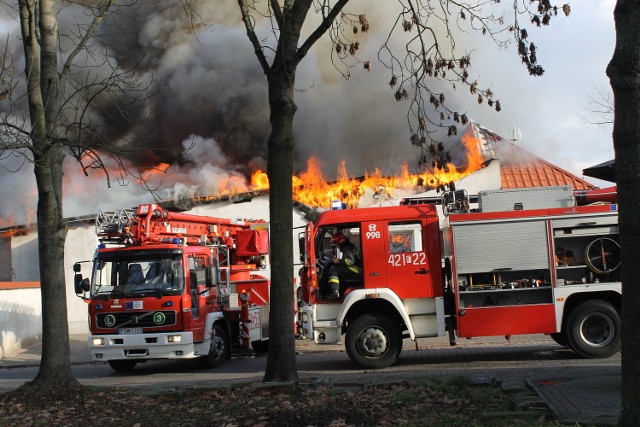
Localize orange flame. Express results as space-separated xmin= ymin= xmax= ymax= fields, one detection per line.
xmin=244 ymin=129 xmax=486 ymax=208
xmin=0 ymin=213 xmax=16 ymax=228
xmin=0 ymin=207 xmax=37 ymax=231
xmin=76 ymin=129 xmax=485 ymax=210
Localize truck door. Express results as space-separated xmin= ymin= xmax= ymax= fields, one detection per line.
xmin=187 ymin=255 xmax=209 ymax=341
xmin=360 ymin=221 xmax=388 ymax=289
xmin=384 ymin=220 xmax=438 ymax=299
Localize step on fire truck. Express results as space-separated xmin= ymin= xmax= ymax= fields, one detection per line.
xmin=298 ymin=185 xmax=621 ymax=368
xmin=74 ymin=203 xmax=270 ymax=371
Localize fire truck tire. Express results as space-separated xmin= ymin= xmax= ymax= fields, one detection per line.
xmin=549 ymin=332 xmax=569 ymax=347
xmin=566 ymin=300 xmax=620 ymax=358
xmin=345 ymin=313 xmax=402 ymax=369
xmin=108 ymin=360 xmax=138 ymax=372
xmin=252 ymin=340 xmax=269 ymax=354
xmin=199 ymin=323 xmax=229 ymax=368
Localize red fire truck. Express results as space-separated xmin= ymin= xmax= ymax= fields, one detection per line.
xmin=74 ymin=203 xmax=270 ymax=371
xmin=298 ymin=186 xmax=621 ymax=368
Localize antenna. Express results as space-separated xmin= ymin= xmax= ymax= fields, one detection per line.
xmin=508 ymin=125 xmax=521 ymax=143
xmin=386 ymin=144 xmax=395 ymax=176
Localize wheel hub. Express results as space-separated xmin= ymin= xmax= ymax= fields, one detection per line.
xmin=211 ymin=335 xmax=225 ymax=357
xmin=580 ymin=313 xmax=614 ymax=347
xmin=360 ymin=327 xmax=388 ymax=357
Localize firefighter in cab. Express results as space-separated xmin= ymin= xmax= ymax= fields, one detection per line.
xmin=327 ymin=232 xmax=362 ymax=299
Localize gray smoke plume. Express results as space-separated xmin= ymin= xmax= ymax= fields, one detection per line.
xmin=2 ymin=0 xmax=606 ymax=225
xmin=0 ymin=1 xmax=427 ymax=223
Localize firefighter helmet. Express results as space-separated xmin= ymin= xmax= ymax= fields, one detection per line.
xmin=331 ymin=232 xmax=347 ymax=246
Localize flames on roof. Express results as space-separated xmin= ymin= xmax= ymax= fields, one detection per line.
xmin=189 ymin=128 xmax=488 ymax=209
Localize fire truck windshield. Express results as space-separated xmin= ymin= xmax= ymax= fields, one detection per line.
xmin=91 ymin=254 xmax=184 ymax=298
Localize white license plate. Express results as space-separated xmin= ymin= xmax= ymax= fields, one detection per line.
xmin=118 ymin=327 xmax=143 ymax=334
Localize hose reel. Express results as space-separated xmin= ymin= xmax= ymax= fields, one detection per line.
xmin=584 ymin=237 xmax=620 ymax=275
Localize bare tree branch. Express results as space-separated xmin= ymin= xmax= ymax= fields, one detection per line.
xmin=238 ymin=0 xmax=271 ymax=74
xmin=581 ymin=85 xmax=614 ymax=127
xmin=61 ymin=1 xmax=114 ymax=79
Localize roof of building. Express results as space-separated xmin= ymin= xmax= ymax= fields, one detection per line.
xmin=583 ymin=159 xmax=616 ymax=183
xmin=475 ymin=124 xmax=598 ymax=191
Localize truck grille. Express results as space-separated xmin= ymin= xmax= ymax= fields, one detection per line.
xmin=96 ymin=310 xmax=177 ymax=329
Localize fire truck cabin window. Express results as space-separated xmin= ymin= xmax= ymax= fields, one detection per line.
xmin=91 ymin=254 xmax=184 ymax=296
xmin=388 ymin=222 xmax=423 ymax=253
xmin=316 ymin=225 xmax=361 ymax=256
xmin=188 ymin=255 xmax=209 ymax=286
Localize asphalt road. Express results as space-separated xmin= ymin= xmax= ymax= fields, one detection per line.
xmin=0 ymin=334 xmax=622 ymax=424
xmin=0 ymin=334 xmax=620 ymax=392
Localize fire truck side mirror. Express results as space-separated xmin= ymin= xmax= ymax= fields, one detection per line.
xmin=74 ymin=274 xmax=90 ymax=294
xmin=298 ymin=234 xmax=306 ymax=263
xmin=208 ymin=264 xmax=219 ymax=288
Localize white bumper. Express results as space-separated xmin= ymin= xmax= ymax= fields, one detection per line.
xmin=88 ymin=332 xmax=202 ymax=362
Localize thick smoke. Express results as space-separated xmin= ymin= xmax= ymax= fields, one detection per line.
xmin=1 ymin=1 xmax=425 ymax=223
xmin=2 ymin=0 xmax=596 ymax=225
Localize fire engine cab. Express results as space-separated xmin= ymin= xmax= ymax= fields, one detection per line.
xmin=299 ymin=186 xmax=621 ymax=368
xmin=74 ymin=203 xmax=270 ymax=371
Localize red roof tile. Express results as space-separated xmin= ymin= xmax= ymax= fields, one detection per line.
xmin=475 ymin=124 xmax=597 ymax=191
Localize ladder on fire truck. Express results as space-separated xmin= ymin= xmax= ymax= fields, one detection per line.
xmin=93 ymin=206 xmax=235 ymax=307
xmin=95 ymin=208 xmax=138 ymax=238
xmin=401 ymin=189 xmax=478 ymax=215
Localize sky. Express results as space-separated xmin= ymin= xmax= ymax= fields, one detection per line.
xmin=465 ymin=0 xmax=616 ymax=186
xmin=0 ymin=0 xmax=617 ymax=225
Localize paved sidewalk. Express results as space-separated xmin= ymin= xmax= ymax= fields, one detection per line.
xmin=0 ymin=334 xmax=91 ymax=369
xmin=0 ymin=335 xmax=621 ymax=426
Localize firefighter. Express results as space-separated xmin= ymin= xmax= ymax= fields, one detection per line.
xmin=327 ymin=232 xmax=362 ymax=299
xmin=122 ymin=226 xmax=134 ymax=245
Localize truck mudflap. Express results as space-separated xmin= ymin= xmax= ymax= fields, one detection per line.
xmin=88 ymin=331 xmax=197 ymax=361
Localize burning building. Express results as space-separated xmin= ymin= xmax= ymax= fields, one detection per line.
xmin=0 ymin=123 xmax=598 ymax=352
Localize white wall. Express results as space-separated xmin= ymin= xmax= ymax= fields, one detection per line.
xmin=65 ymin=223 xmax=99 ymax=334
xmin=0 ymin=288 xmax=41 ymax=358
xmin=1 ymin=220 xmax=98 ymax=349
xmin=11 ymin=232 xmax=40 ymax=281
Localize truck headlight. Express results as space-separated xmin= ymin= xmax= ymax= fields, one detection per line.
xmin=168 ymin=335 xmax=182 ymax=343
xmin=92 ymin=337 xmax=105 ymax=346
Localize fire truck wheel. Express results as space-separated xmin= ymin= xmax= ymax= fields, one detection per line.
xmin=566 ymin=300 xmax=620 ymax=358
xmin=549 ymin=332 xmax=569 ymax=347
xmin=108 ymin=360 xmax=138 ymax=372
xmin=252 ymin=340 xmax=269 ymax=354
xmin=199 ymin=324 xmax=228 ymax=368
xmin=345 ymin=313 xmax=402 ymax=369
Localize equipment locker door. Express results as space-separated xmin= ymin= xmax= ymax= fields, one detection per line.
xmin=452 ymin=218 xmax=557 ymax=337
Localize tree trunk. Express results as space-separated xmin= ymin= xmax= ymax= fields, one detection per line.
xmin=17 ymin=0 xmax=80 ymax=392
xmin=263 ymin=64 xmax=299 ymax=383
xmin=26 ymin=148 xmax=79 ymax=391
xmin=606 ymin=1 xmax=640 ymax=425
